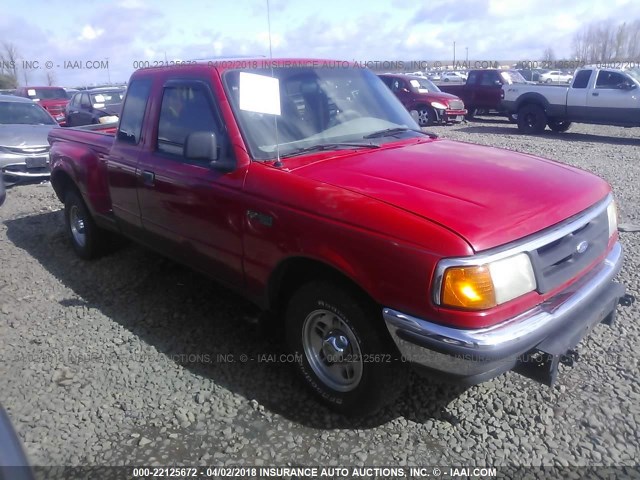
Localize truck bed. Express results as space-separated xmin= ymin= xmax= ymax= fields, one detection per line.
xmin=48 ymin=123 xmax=117 ymax=153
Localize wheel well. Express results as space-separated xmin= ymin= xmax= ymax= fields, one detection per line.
xmin=50 ymin=170 xmax=78 ymax=203
xmin=268 ymin=257 xmax=376 ymax=315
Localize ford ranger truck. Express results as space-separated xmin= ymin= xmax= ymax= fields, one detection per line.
xmin=48 ymin=60 xmax=629 ymax=415
xmin=502 ymin=66 xmax=640 ymax=134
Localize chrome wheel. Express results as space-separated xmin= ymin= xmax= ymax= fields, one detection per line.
xmin=69 ymin=204 xmax=86 ymax=248
xmin=302 ymin=309 xmax=363 ymax=392
xmin=417 ymin=108 xmax=431 ymax=126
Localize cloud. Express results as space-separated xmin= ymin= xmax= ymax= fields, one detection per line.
xmin=78 ymin=25 xmax=104 ymax=41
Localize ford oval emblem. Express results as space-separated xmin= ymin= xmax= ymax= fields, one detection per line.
xmin=576 ymin=241 xmax=589 ymax=254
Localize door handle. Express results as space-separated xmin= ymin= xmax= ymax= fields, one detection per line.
xmin=592 ymin=92 xmax=599 ymax=96
xmin=142 ymin=170 xmax=155 ymax=186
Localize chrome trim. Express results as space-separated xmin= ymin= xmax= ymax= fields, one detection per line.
xmin=432 ymin=193 xmax=613 ymax=305
xmin=384 ymin=241 xmax=623 ymax=376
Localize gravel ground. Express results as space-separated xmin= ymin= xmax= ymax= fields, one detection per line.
xmin=0 ymin=118 xmax=639 ymax=470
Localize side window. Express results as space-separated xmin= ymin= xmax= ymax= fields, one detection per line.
xmin=157 ymin=85 xmax=220 ymax=158
xmin=70 ymin=94 xmax=78 ymax=107
xmin=391 ymin=79 xmax=401 ymax=92
xmin=379 ymin=76 xmax=392 ymax=88
xmin=117 ymin=79 xmax=152 ymax=144
xmin=596 ymin=71 xmax=626 ymax=89
xmin=572 ymin=70 xmax=592 ymax=89
xmin=479 ymin=72 xmax=497 ymax=86
xmin=467 ymin=71 xmax=478 ymax=85
xmin=80 ymin=94 xmax=90 ymax=108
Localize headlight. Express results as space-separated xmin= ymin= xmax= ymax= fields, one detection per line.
xmin=607 ymin=199 xmax=618 ymax=237
xmin=438 ymin=253 xmax=536 ymax=310
xmin=431 ymin=101 xmax=447 ymax=110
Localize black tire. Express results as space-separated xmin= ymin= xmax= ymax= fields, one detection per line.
xmin=465 ymin=107 xmax=477 ymax=120
xmin=517 ymin=104 xmax=547 ymax=134
xmin=285 ymin=281 xmax=408 ymax=415
xmin=548 ymin=119 xmax=572 ymax=132
xmin=64 ymin=189 xmax=111 ymax=260
xmin=415 ymin=106 xmax=434 ymax=126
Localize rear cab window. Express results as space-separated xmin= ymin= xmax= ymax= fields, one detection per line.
xmin=117 ymin=79 xmax=152 ymax=144
xmin=572 ymin=70 xmax=592 ymax=89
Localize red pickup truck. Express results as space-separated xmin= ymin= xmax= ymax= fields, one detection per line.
xmin=14 ymin=86 xmax=69 ymax=125
xmin=439 ymin=69 xmax=527 ymax=120
xmin=48 ymin=60 xmax=629 ymax=415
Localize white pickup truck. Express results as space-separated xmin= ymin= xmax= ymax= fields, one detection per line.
xmin=502 ymin=67 xmax=640 ymax=134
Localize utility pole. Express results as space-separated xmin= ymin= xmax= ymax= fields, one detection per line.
xmin=105 ymin=57 xmax=111 ymax=84
xmin=453 ymin=41 xmax=456 ymax=69
xmin=466 ymin=47 xmax=469 ymax=65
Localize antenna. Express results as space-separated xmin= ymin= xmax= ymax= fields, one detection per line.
xmin=266 ymin=0 xmax=283 ymax=167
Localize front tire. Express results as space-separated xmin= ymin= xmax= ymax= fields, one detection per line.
xmin=517 ymin=104 xmax=547 ymax=134
xmin=416 ymin=106 xmax=434 ymax=126
xmin=285 ymin=281 xmax=407 ymax=415
xmin=64 ymin=190 xmax=111 ymax=259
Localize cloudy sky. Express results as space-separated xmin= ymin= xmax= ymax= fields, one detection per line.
xmin=1 ymin=0 xmax=638 ymax=86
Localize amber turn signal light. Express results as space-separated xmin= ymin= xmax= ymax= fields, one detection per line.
xmin=441 ymin=265 xmax=497 ymax=310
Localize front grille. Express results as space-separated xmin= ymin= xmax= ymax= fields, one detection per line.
xmin=2 ymin=145 xmax=49 ymax=155
xmin=448 ymin=100 xmax=465 ymax=110
xmin=529 ymin=210 xmax=609 ymax=293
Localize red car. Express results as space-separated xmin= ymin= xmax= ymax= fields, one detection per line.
xmin=14 ymin=86 xmax=69 ymax=125
xmin=48 ymin=59 xmax=629 ymax=415
xmin=378 ymin=73 xmax=466 ymax=126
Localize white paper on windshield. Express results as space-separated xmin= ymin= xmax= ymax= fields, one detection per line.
xmin=410 ymin=80 xmax=420 ymax=88
xmin=239 ymin=72 xmax=281 ymax=115
xmin=94 ymin=94 xmax=105 ymax=103
xmin=27 ymin=89 xmax=36 ymax=96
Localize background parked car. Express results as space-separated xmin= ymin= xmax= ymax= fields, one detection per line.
xmin=0 ymin=94 xmax=57 ymax=185
xmin=13 ymin=86 xmax=69 ymax=125
xmin=65 ymin=88 xmax=124 ymax=126
xmin=440 ymin=71 xmax=467 ymax=82
xmin=539 ymin=70 xmax=573 ymax=83
xmin=64 ymin=88 xmax=80 ymax=100
xmin=378 ymin=73 xmax=467 ymax=125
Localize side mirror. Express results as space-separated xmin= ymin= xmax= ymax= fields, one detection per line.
xmin=184 ymin=131 xmax=235 ymax=172
xmin=410 ymin=110 xmax=420 ymax=124
xmin=619 ymin=82 xmax=636 ymax=90
xmin=401 ymin=87 xmax=411 ymax=93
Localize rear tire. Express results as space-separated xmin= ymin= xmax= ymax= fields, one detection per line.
xmin=64 ymin=190 xmax=112 ymax=260
xmin=548 ymin=119 xmax=572 ymax=132
xmin=517 ymin=104 xmax=547 ymax=134
xmin=285 ymin=281 xmax=407 ymax=416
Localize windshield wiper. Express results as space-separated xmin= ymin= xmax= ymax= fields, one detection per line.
xmin=363 ymin=127 xmax=437 ymax=139
xmin=280 ymin=142 xmax=380 ymax=159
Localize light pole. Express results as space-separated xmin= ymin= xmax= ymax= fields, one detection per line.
xmin=453 ymin=41 xmax=456 ymax=68
xmin=466 ymin=47 xmax=469 ymax=65
xmin=105 ymin=57 xmax=111 ymax=85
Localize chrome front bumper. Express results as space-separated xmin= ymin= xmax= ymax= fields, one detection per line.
xmin=383 ymin=241 xmax=625 ymax=385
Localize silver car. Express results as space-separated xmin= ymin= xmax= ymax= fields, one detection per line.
xmin=0 ymin=94 xmax=57 ymax=185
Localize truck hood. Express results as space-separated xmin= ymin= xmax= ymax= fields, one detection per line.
xmin=291 ymin=139 xmax=610 ymax=252
xmin=419 ymin=91 xmax=461 ymax=104
xmin=0 ymin=124 xmax=54 ymax=148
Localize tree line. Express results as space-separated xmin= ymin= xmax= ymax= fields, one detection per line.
xmin=570 ymin=19 xmax=640 ymax=63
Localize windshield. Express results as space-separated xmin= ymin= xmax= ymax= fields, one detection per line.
xmin=223 ymin=66 xmax=421 ymax=161
xmin=90 ymin=90 xmax=125 ymax=106
xmin=0 ymin=101 xmax=57 ymax=125
xmin=626 ymin=68 xmax=640 ymax=83
xmin=408 ymin=77 xmax=441 ymax=93
xmin=25 ymin=88 xmax=67 ymax=100
xmin=500 ymin=70 xmax=528 ymax=84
